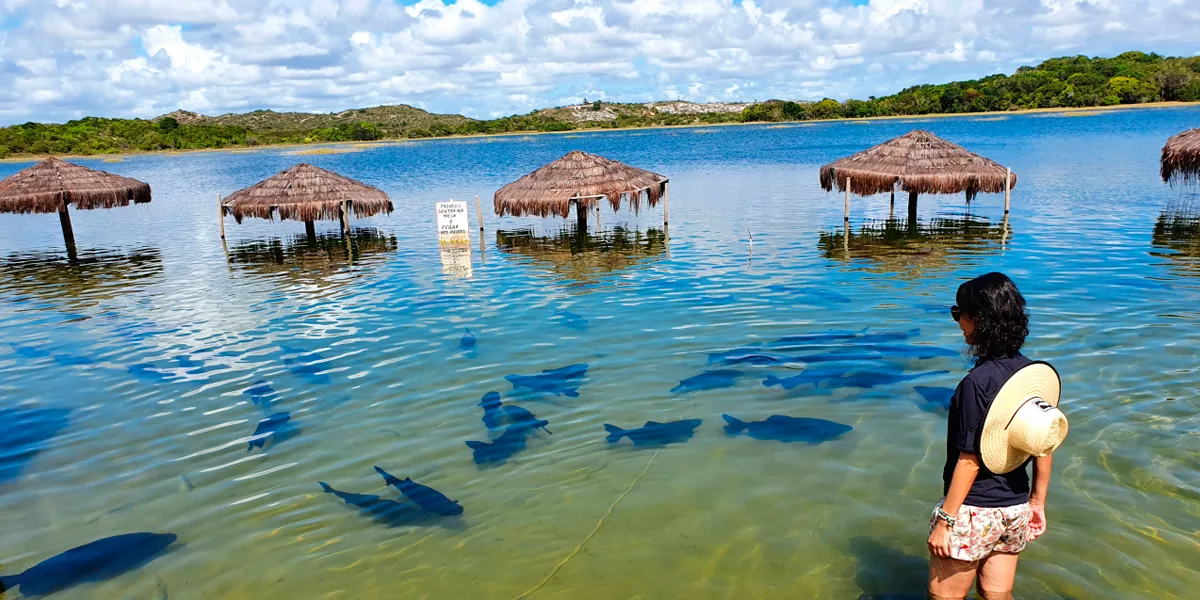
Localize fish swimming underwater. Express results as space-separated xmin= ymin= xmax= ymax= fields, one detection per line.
xmin=0 ymin=533 xmax=177 ymax=597
xmin=505 ymin=364 xmax=588 ymax=398
xmin=912 ymin=386 xmax=955 ymax=413
xmin=10 ymin=344 xmax=50 ymax=359
xmin=247 ymin=412 xmax=294 ymax=451
xmin=318 ymin=482 xmax=430 ymax=528
xmin=128 ymin=363 xmax=174 ymax=383
xmin=770 ymin=328 xmax=920 ymax=347
xmin=696 ymin=294 xmax=737 ymax=306
xmin=460 ymin=328 xmax=477 ymax=350
xmin=765 ymin=285 xmax=853 ymax=304
xmin=854 ymin=344 xmax=960 ymax=360
xmin=552 ymin=310 xmax=588 ymax=331
xmin=707 ymin=351 xmax=804 ymax=367
xmin=243 ymin=380 xmax=277 ymax=406
xmin=477 ymin=392 xmax=552 ymax=433
xmin=0 ymin=406 xmax=72 ymax=486
xmin=670 ymin=370 xmax=743 ymax=393
xmin=761 ymin=362 xmax=904 ymax=390
xmin=52 ymin=354 xmax=94 ymax=367
xmin=465 ymin=421 xmax=549 ymax=465
xmin=603 ymin=419 xmax=703 ymax=448
xmin=281 ymin=346 xmax=331 ymax=384
xmin=830 ymin=370 xmax=950 ymax=389
xmin=722 ymin=414 xmax=852 ymax=444
xmin=374 ymin=466 xmax=464 ymax=516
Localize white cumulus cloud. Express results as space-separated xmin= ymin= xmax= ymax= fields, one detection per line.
xmin=0 ymin=0 xmax=1197 ymax=124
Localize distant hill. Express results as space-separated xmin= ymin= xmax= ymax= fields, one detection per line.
xmin=2 ymin=50 xmax=1198 ymax=159
xmin=157 ymin=104 xmax=473 ymax=136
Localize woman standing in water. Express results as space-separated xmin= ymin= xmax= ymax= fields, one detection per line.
xmin=929 ymin=272 xmax=1068 ymax=600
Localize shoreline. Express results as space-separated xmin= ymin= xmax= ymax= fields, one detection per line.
xmin=3 ymin=101 xmax=1197 ymax=164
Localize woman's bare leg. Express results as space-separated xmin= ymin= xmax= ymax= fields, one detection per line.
xmin=976 ymin=551 xmax=1020 ymax=599
xmin=928 ymin=554 xmax=977 ymax=599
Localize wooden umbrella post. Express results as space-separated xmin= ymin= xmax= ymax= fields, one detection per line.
xmin=305 ymin=220 xmax=316 ymax=242
xmin=1004 ymin=167 xmax=1012 ymax=215
xmin=474 ymin=195 xmax=484 ymax=231
xmin=575 ymin=200 xmax=588 ymax=231
xmin=663 ymin=182 xmax=669 ymax=231
xmin=844 ymin=176 xmax=851 ymax=223
xmin=58 ymin=204 xmax=77 ymax=259
xmin=218 ymin=193 xmax=226 ymax=240
xmin=908 ymin=190 xmax=919 ymax=223
xmin=340 ymin=199 xmax=351 ymax=235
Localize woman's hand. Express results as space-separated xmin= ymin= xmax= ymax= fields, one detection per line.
xmin=1028 ymin=503 xmax=1048 ymax=541
xmin=928 ymin=519 xmax=953 ymax=558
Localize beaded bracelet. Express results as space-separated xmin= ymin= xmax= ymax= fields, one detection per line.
xmin=936 ymin=507 xmax=957 ymax=528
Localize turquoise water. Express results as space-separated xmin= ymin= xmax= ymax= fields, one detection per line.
xmin=1 ymin=109 xmax=1198 ymax=599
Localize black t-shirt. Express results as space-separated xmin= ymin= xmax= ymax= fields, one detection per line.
xmin=943 ymin=354 xmax=1033 ymax=507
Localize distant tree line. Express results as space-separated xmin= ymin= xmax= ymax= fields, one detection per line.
xmin=1 ymin=51 xmax=1198 ymax=159
xmin=742 ymin=51 xmax=1200 ymax=122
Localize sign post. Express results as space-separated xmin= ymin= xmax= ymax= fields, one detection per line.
xmin=436 ymin=200 xmax=472 ymax=278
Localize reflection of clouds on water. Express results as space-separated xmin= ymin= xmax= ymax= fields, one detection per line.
xmin=818 ymin=214 xmax=1008 ymax=278
xmin=496 ymin=226 xmax=667 ymax=288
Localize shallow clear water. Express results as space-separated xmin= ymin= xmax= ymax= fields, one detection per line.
xmin=1 ymin=109 xmax=1198 ymax=599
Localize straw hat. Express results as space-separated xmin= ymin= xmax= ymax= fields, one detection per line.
xmin=980 ymin=362 xmax=1068 ymax=474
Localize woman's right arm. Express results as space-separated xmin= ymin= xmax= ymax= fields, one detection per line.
xmin=1028 ymin=454 xmax=1053 ymax=541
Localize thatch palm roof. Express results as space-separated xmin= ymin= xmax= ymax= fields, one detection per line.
xmin=494 ymin=151 xmax=668 ymax=218
xmin=0 ymin=157 xmax=151 ymax=214
xmin=819 ymin=130 xmax=1017 ymax=201
xmin=222 ymin=163 xmax=393 ymax=223
xmin=1161 ymin=128 xmax=1200 ymax=186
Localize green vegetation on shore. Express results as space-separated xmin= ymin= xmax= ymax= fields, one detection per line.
xmin=2 ymin=51 xmax=1198 ymax=159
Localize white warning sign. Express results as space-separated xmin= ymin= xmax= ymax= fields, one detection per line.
xmin=436 ymin=201 xmax=471 ymax=246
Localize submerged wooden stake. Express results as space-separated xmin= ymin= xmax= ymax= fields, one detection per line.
xmin=475 ymin=195 xmax=484 ymax=231
xmin=1004 ymin=167 xmax=1012 ymax=214
xmin=218 ymin=193 xmax=226 ymax=239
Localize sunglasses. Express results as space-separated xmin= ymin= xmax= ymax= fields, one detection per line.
xmin=950 ymin=305 xmax=962 ymax=322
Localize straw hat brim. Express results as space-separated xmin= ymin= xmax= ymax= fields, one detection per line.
xmin=980 ymin=362 xmax=1062 ymax=474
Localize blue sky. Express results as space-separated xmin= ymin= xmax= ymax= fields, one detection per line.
xmin=0 ymin=0 xmax=1197 ymax=125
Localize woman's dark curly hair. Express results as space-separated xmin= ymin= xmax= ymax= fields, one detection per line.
xmin=956 ymin=272 xmax=1029 ymax=361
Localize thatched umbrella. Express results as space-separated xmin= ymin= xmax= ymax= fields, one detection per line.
xmin=0 ymin=157 xmax=152 ymax=256
xmin=1161 ymin=128 xmax=1200 ymax=186
xmin=820 ymin=130 xmax=1017 ymax=221
xmin=494 ymin=151 xmax=669 ymax=231
xmin=221 ymin=163 xmax=393 ymax=241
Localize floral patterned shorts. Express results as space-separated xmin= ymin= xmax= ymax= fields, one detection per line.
xmin=929 ymin=500 xmax=1031 ymax=562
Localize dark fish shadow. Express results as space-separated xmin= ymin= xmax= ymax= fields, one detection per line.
xmin=913 ymin=386 xmax=954 ymax=415
xmin=0 ymin=533 xmax=178 ymax=597
xmin=848 ymin=536 xmax=928 ymax=599
xmin=318 ymin=483 xmax=464 ymax=530
xmin=248 ymin=420 xmax=301 ymax=452
xmin=0 ymin=407 xmax=72 ymax=486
